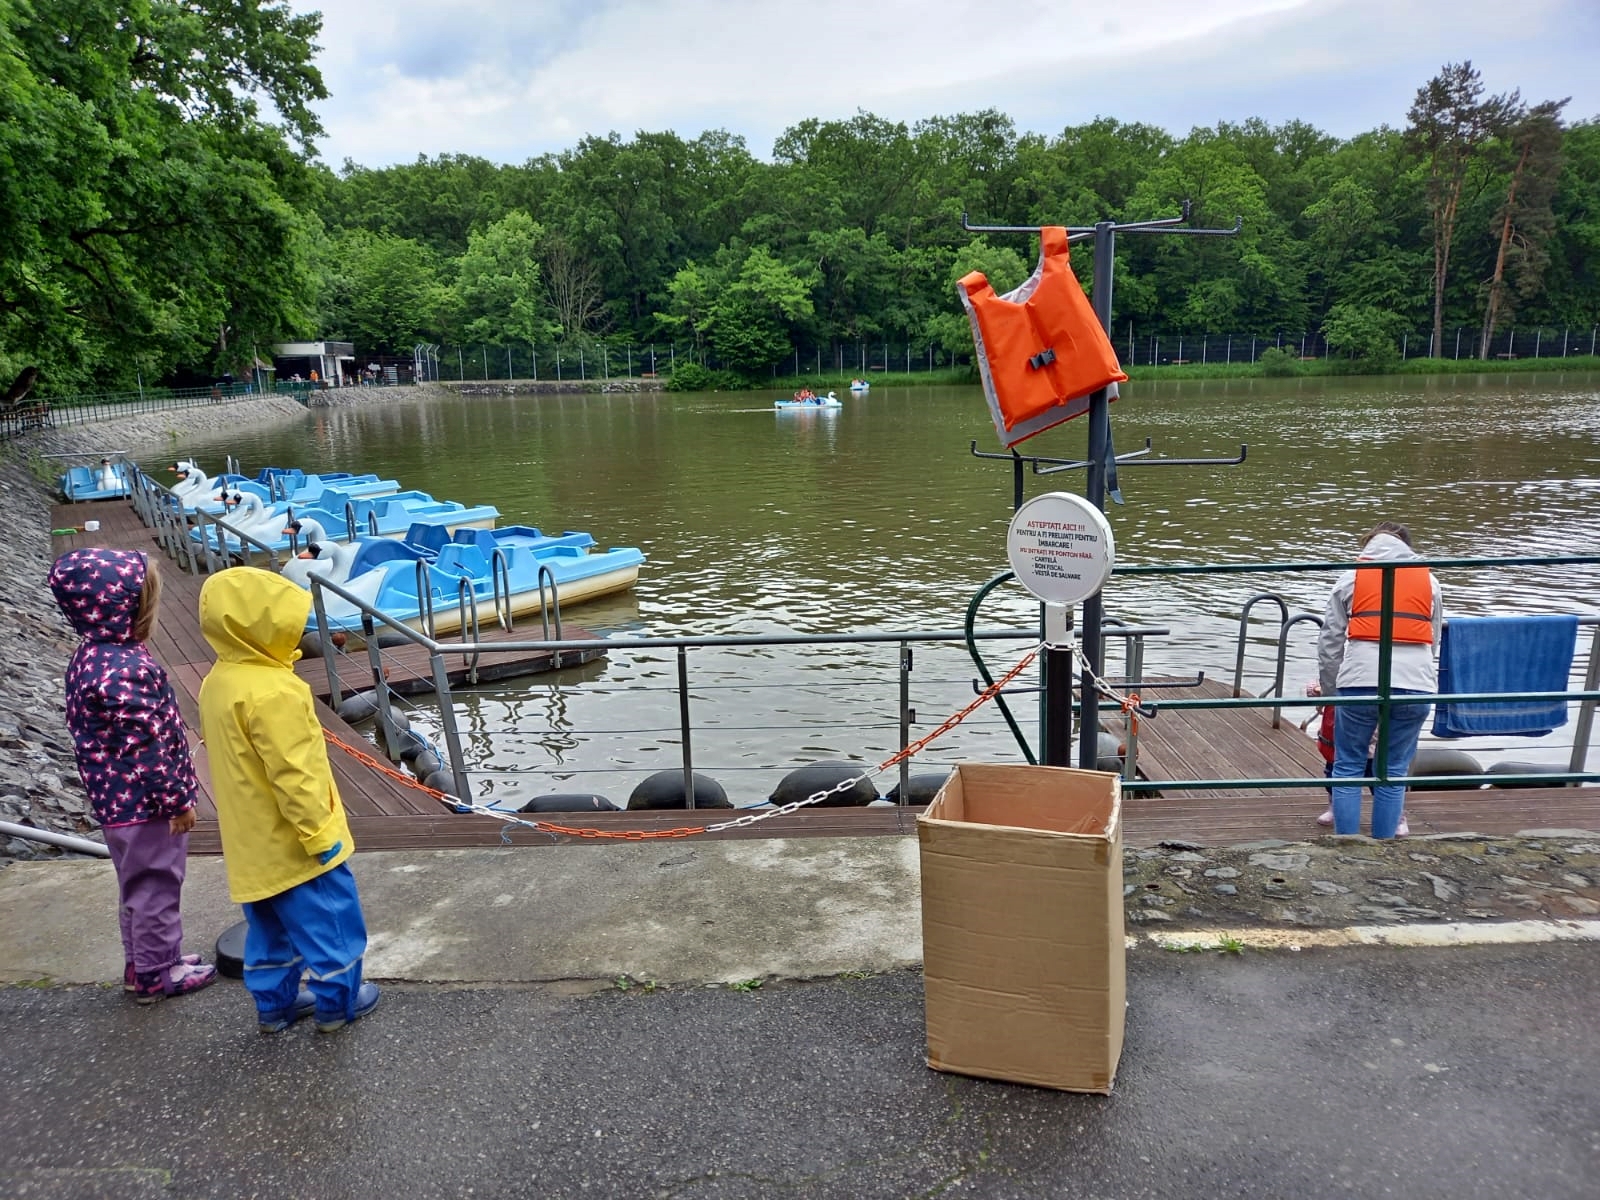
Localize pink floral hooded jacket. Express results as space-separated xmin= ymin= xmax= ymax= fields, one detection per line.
xmin=47 ymin=548 xmax=198 ymax=827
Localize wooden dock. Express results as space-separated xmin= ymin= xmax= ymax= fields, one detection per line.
xmin=48 ymin=497 xmax=1600 ymax=852
xmin=293 ymin=627 xmax=608 ymax=704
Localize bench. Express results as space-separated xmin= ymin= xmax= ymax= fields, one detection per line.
xmin=0 ymin=400 xmax=52 ymax=436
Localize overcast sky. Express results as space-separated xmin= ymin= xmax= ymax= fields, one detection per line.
xmin=305 ymin=0 xmax=1600 ymax=168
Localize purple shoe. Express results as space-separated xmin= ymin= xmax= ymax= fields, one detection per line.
xmin=125 ymin=954 xmax=202 ymax=992
xmin=134 ymin=959 xmax=218 ymax=1004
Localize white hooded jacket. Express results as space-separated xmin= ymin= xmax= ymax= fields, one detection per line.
xmin=1316 ymin=532 xmax=1443 ymax=696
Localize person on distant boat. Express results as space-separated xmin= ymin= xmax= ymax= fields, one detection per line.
xmin=1316 ymin=522 xmax=1442 ymax=839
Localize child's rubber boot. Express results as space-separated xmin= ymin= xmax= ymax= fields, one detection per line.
xmin=134 ymin=959 xmax=218 ymax=1004
xmin=125 ymin=954 xmax=202 ymax=992
xmin=315 ymin=982 xmax=380 ymax=1033
xmin=258 ymin=987 xmax=318 ymax=1034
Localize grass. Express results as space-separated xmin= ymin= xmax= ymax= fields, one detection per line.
xmin=1160 ymin=934 xmax=1248 ymax=955
xmin=728 ymin=977 xmax=764 ymax=992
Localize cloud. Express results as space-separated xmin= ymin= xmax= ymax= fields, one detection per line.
xmin=302 ymin=0 xmax=1600 ymax=167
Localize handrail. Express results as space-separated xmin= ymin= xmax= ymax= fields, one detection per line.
xmin=491 ymin=549 xmax=513 ymax=632
xmin=1233 ymin=592 xmax=1289 ymax=696
xmin=457 ymin=576 xmax=483 ymax=684
xmin=536 ymin=563 xmax=564 ymax=668
xmin=1271 ymin=613 xmax=1324 ymax=728
xmin=345 ymin=500 xmax=359 ymax=541
xmin=415 ymin=559 xmax=436 ymax=640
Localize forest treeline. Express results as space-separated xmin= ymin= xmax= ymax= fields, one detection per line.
xmin=3 ymin=0 xmax=1597 ymax=398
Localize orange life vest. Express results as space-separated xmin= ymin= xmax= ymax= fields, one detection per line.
xmin=958 ymin=226 xmax=1127 ymax=444
xmin=1348 ymin=565 xmax=1434 ymax=644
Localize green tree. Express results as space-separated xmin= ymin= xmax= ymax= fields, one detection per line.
xmin=1406 ymin=61 xmax=1519 ymax=356
xmin=1480 ymin=99 xmax=1568 ymax=355
xmin=0 ymin=0 xmax=326 ymax=393
xmin=705 ymin=247 xmax=815 ymax=377
xmin=320 ymin=230 xmax=453 ymax=354
xmin=923 ymin=239 xmax=1030 ymax=365
xmin=1321 ymin=302 xmax=1405 ymax=367
xmin=455 ymin=210 xmax=559 ymax=347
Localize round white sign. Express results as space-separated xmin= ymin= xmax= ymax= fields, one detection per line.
xmin=1005 ymin=492 xmax=1115 ymax=604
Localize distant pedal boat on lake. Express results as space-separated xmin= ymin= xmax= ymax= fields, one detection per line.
xmin=777 ymin=389 xmax=841 ymax=409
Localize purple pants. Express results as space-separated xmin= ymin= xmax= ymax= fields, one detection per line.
xmin=103 ymin=819 xmax=189 ymax=973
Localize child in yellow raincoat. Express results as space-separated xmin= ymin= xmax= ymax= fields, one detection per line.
xmin=197 ymin=567 xmax=379 ymax=1034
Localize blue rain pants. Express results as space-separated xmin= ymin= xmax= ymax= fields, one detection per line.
xmin=242 ymin=863 xmax=368 ymax=1023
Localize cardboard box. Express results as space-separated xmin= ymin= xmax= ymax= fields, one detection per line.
xmin=917 ymin=762 xmax=1125 ymax=1093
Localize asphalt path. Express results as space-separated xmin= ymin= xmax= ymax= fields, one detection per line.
xmin=2 ymin=943 xmax=1597 ymax=1199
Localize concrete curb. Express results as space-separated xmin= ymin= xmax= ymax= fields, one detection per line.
xmin=1143 ymin=918 xmax=1600 ymax=951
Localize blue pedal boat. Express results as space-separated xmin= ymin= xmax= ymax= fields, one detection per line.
xmin=281 ymin=523 xmax=646 ymax=635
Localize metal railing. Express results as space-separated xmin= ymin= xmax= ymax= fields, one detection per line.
xmin=126 ymin=471 xmax=1600 ymax=811
xmin=1123 ymin=553 xmax=1600 ymax=792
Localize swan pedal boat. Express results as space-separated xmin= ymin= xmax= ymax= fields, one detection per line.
xmin=193 ymin=488 xmax=499 ymax=553
xmin=281 ymin=523 xmax=647 ymax=635
xmin=776 ymin=391 xmax=841 ymax=409
xmin=59 ymin=460 xmax=132 ymax=502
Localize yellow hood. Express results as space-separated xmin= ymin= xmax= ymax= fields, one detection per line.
xmin=198 ymin=567 xmax=310 ymax=667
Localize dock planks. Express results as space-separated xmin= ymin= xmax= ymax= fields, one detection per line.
xmin=49 ymin=497 xmax=1600 ymax=853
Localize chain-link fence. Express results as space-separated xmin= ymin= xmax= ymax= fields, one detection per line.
xmin=426 ymin=325 xmax=1600 ymax=383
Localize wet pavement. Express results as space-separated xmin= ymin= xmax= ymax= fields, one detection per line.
xmin=2 ymin=942 xmax=1598 ymax=1199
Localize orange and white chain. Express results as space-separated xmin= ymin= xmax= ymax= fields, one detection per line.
xmin=355 ymin=641 xmax=1045 ymax=840
xmin=326 ymin=634 xmax=1149 ymax=841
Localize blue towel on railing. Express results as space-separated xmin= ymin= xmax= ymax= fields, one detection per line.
xmin=1431 ymin=615 xmax=1579 ymax=737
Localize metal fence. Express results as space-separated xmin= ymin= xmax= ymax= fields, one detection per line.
xmin=427 ymin=325 xmax=1600 ymax=383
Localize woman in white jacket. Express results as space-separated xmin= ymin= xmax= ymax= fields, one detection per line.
xmin=1315 ymin=522 xmax=1443 ymax=839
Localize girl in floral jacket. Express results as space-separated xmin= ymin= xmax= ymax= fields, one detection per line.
xmin=47 ymin=548 xmax=217 ymax=1002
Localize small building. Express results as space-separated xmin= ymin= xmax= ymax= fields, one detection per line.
xmin=271 ymin=341 xmax=355 ymax=386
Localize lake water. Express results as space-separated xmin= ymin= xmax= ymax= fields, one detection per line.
xmin=166 ymin=373 xmax=1600 ymax=806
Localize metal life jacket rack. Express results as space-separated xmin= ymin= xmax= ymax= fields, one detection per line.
xmin=960 ymin=202 xmax=1243 ymax=769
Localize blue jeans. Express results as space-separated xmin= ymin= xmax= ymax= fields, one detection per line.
xmin=1331 ymin=688 xmax=1430 ymax=838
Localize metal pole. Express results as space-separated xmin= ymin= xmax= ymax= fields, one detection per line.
xmin=1455 ymin=328 xmax=1462 ymax=359
xmin=507 ymin=345 xmax=513 ymax=380
xmin=532 ymin=344 xmax=537 ymax=380
xmin=677 ymin=645 xmax=695 ymax=809
xmin=1070 ymin=219 xmax=1119 ymax=769
xmin=457 ymin=346 xmax=464 ymax=379
xmin=429 ymin=650 xmax=473 ymax=802
xmin=364 ymin=615 xmax=401 ymax=761
xmin=1568 ymin=628 xmax=1599 ymax=778
xmin=310 ymin=578 xmax=344 ymax=708
xmin=898 ymin=642 xmax=912 ymax=801
xmin=481 ymin=346 xmax=488 ymax=380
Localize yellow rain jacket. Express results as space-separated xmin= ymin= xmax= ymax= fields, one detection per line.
xmin=197 ymin=567 xmax=353 ymax=903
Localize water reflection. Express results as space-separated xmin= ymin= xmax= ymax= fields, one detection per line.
xmin=167 ymin=374 xmax=1600 ymax=805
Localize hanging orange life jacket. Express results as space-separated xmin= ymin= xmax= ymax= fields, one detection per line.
xmin=958 ymin=226 xmax=1127 ymax=445
xmin=1348 ymin=565 xmax=1434 ymax=644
